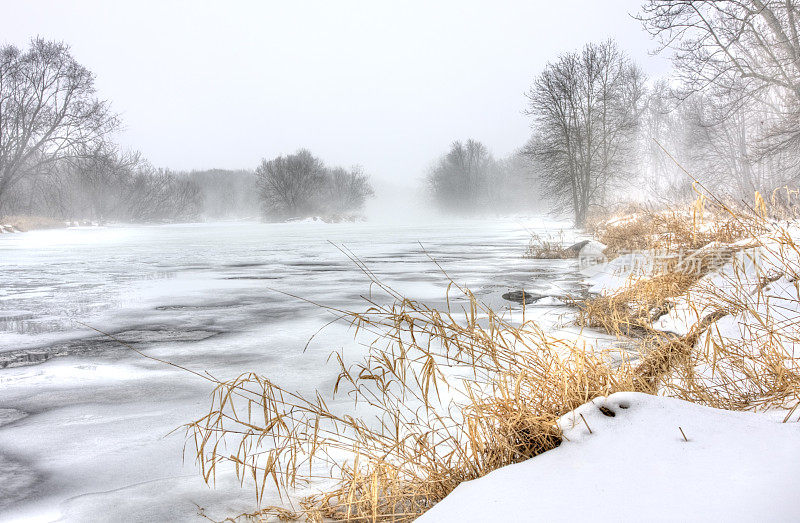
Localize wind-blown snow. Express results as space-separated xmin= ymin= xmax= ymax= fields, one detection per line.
xmin=420 ymin=392 xmax=800 ymax=522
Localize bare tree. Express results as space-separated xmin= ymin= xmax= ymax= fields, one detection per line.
xmin=66 ymin=146 xmax=141 ymax=222
xmin=427 ymin=139 xmax=494 ymax=212
xmin=426 ymin=140 xmax=543 ymax=214
xmin=0 ymin=38 xmax=117 ymax=213
xmin=524 ymin=40 xmax=644 ymax=226
xmin=255 ymin=149 xmax=327 ymax=219
xmin=326 ymin=166 xmax=374 ymax=215
xmin=639 ymin=1 xmax=800 ymax=156
xmin=121 ymin=166 xmax=201 ymax=222
xmin=640 ymin=80 xmax=696 ymax=202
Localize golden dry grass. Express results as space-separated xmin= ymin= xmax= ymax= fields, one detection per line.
xmin=183 ymin=191 xmax=800 ymax=522
xmin=589 ymin=206 xmax=750 ymax=258
xmin=577 ymin=271 xmax=699 ymax=337
xmin=523 ymin=232 xmax=578 ymax=259
xmin=576 ymin=193 xmax=763 ymax=338
xmin=186 ymin=252 xmax=647 ymax=522
xmin=0 ymin=215 xmax=65 ymax=232
xmin=578 ymin=190 xmax=800 ymax=414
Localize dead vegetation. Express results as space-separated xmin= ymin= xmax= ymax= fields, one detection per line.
xmin=185 ymin=193 xmax=800 ymax=522
xmin=187 ymin=253 xmax=647 ymax=522
xmin=576 ymin=193 xmax=765 ymax=337
xmin=587 ymin=196 xmax=752 ymax=259
xmin=0 ymin=214 xmax=65 ymax=232
xmin=577 ymin=191 xmax=800 ymax=416
xmin=523 ymin=232 xmax=582 ymax=259
xmin=577 ymin=271 xmax=699 ymax=337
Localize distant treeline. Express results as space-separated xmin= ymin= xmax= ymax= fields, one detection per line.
xmin=4 ymin=149 xmax=194 ymax=223
xmin=0 ymin=38 xmax=368 ymax=224
xmin=2 ymin=148 xmax=261 ymax=223
xmin=7 ymin=0 xmax=800 ymax=228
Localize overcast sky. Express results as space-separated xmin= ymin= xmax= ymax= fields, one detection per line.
xmin=1 ymin=0 xmax=670 ymax=185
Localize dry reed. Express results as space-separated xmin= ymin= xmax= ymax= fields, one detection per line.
xmin=578 ymin=190 xmax=800 ymax=415
xmin=186 ymin=192 xmax=800 ymax=522
xmin=0 ymin=214 xmax=65 ymax=232
xmin=186 ymin=249 xmax=644 ymax=521
xmin=523 ymin=231 xmax=577 ymax=259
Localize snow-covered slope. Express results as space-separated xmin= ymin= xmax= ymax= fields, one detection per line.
xmin=420 ymin=392 xmax=800 ymax=522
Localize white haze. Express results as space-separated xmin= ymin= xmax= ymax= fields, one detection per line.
xmin=0 ymin=0 xmax=669 ymax=189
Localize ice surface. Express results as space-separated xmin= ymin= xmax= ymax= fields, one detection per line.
xmin=0 ymin=218 xmax=580 ymax=521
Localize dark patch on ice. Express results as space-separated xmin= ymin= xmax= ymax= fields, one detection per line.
xmin=255 ymin=306 xmax=316 ymax=322
xmin=224 ymin=275 xmax=281 ymax=280
xmin=0 ymin=350 xmax=55 ymax=368
xmin=0 ymin=408 xmax=27 ymax=427
xmin=109 ymin=329 xmax=219 ymax=343
xmin=392 ymin=274 xmax=441 ymax=283
xmin=0 ymin=312 xmax=35 ymax=322
xmin=180 ymin=265 xmax=215 ymax=271
xmin=0 ymin=454 xmax=39 ymax=511
xmin=155 ymin=301 xmax=250 ymax=311
xmin=0 ymin=328 xmax=220 ymax=369
xmin=301 ymin=266 xmax=350 ymax=273
xmin=286 ymin=261 xmax=346 ymax=268
xmin=502 ymin=290 xmax=545 ymax=304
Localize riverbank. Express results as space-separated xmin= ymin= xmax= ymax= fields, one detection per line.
xmin=0 ymin=215 xmax=65 ymax=233
xmin=423 ymin=200 xmax=800 ymax=520
xmin=422 ymin=392 xmax=800 ymax=521
xmin=191 ymin=199 xmax=800 ymax=521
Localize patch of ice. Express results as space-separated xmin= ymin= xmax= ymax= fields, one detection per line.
xmin=0 ymin=409 xmax=27 ymax=427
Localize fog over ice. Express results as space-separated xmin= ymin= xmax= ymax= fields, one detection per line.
xmin=0 ymin=0 xmax=669 ymax=187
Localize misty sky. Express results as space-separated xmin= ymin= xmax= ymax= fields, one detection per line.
xmin=1 ymin=0 xmax=669 ymax=185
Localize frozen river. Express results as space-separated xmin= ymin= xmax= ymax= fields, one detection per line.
xmin=0 ymin=218 xmax=582 ymax=521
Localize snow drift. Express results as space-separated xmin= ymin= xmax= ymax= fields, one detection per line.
xmin=420 ymin=392 xmax=800 ymax=522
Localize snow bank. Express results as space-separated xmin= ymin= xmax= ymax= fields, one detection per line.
xmin=420 ymin=392 xmax=800 ymax=522
xmin=581 ymin=251 xmax=653 ymax=295
xmin=426 ymin=223 xmax=800 ymax=522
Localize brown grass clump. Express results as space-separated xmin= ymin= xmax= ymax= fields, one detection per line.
xmin=182 ymin=191 xmax=800 ymax=521
xmin=655 ymin=230 xmax=800 ymax=415
xmin=577 ymin=271 xmax=699 ymax=337
xmin=767 ymin=186 xmax=800 ymax=220
xmin=588 ymin=196 xmax=753 ymax=259
xmin=0 ymin=215 xmax=65 ymax=232
xmin=523 ymin=232 xmax=579 ymax=259
xmin=579 ymin=190 xmax=800 ymax=415
xmin=186 ymin=251 xmax=644 ymax=521
xmin=577 ymin=193 xmax=761 ymax=338
xmin=576 ymin=243 xmax=749 ymax=338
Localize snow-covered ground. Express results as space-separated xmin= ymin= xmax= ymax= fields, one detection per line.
xmin=424 ymin=222 xmax=800 ymax=522
xmin=420 ymin=392 xmax=800 ymax=522
xmin=0 ymin=218 xmax=580 ymax=521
